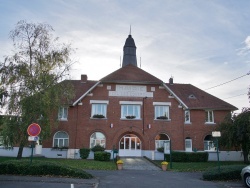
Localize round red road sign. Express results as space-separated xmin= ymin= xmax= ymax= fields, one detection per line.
xmin=27 ymin=123 xmax=41 ymax=136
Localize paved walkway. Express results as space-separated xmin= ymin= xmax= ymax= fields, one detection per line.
xmin=121 ymin=157 xmax=160 ymax=170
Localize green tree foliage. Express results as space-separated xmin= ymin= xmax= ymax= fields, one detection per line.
xmin=0 ymin=20 xmax=74 ymax=159
xmin=218 ymin=108 xmax=250 ymax=163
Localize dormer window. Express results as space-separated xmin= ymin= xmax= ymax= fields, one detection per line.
xmin=188 ymin=94 xmax=196 ymax=99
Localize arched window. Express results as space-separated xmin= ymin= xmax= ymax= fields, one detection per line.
xmin=53 ymin=131 xmax=69 ymax=147
xmin=204 ymin=135 xmax=215 ymax=151
xmin=90 ymin=132 xmax=106 ymax=148
xmin=155 ymin=133 xmax=170 ymax=152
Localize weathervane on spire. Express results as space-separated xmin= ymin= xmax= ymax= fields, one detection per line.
xmin=129 ymin=25 xmax=131 ymax=35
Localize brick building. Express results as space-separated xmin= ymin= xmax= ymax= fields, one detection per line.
xmin=39 ymin=33 xmax=238 ymax=160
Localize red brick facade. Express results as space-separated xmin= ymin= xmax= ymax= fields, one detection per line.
xmin=42 ymin=34 xmax=237 ymax=157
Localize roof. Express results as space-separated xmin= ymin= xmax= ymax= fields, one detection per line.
xmin=61 ymin=80 xmax=98 ymax=105
xmin=67 ymin=73 xmax=237 ymax=110
xmin=100 ymin=64 xmax=163 ymax=84
xmin=165 ymin=83 xmax=238 ymax=110
xmin=124 ymin=34 xmax=136 ymax=48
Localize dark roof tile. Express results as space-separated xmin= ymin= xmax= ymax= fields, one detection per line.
xmin=166 ymin=83 xmax=237 ymax=110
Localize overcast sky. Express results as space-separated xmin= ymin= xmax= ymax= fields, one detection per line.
xmin=0 ymin=0 xmax=249 ymax=113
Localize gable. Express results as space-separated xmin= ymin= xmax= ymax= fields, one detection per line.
xmin=100 ymin=64 xmax=163 ymax=84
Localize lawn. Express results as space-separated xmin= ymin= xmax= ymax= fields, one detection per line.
xmin=0 ymin=157 xmax=117 ymax=170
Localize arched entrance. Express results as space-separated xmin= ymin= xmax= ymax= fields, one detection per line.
xmin=119 ymin=134 xmax=142 ymax=157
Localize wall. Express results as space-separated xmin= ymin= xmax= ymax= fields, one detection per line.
xmin=0 ymin=147 xmax=245 ymax=161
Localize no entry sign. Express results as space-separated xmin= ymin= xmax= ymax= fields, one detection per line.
xmin=27 ymin=123 xmax=41 ymax=136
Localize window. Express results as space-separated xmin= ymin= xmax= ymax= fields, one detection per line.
xmin=53 ymin=131 xmax=69 ymax=148
xmin=205 ymin=110 xmax=214 ymax=123
xmin=90 ymin=132 xmax=106 ymax=148
xmin=90 ymin=100 xmax=108 ymax=118
xmin=185 ymin=137 xmax=192 ymax=152
xmin=58 ymin=107 xmax=68 ymax=120
xmin=204 ymin=135 xmax=215 ymax=151
xmin=91 ymin=104 xmax=107 ymax=118
xmin=153 ymin=102 xmax=171 ymax=120
xmin=155 ymin=133 xmax=170 ymax=153
xmin=185 ymin=110 xmax=190 ymax=123
xmin=121 ymin=105 xmax=140 ymax=119
xmin=154 ymin=106 xmax=169 ymax=119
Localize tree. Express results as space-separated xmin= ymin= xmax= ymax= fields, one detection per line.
xmin=0 ymin=20 xmax=74 ymax=159
xmin=217 ymin=108 xmax=250 ymax=163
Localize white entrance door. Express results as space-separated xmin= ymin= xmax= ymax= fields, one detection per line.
xmin=119 ymin=134 xmax=142 ymax=157
xmin=185 ymin=139 xmax=192 ymax=152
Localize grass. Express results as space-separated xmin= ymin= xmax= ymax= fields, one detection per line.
xmin=0 ymin=157 xmax=117 ymax=170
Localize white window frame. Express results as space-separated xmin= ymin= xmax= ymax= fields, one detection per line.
xmin=120 ymin=101 xmax=142 ymax=119
xmin=185 ymin=138 xmax=192 ymax=152
xmin=53 ymin=131 xmax=69 ymax=148
xmin=155 ymin=133 xmax=170 ymax=153
xmin=90 ymin=100 xmax=108 ymax=118
xmin=205 ymin=110 xmax=214 ymax=124
xmin=204 ymin=140 xmax=215 ymax=151
xmin=90 ymin=132 xmax=106 ymax=148
xmin=184 ymin=110 xmax=191 ymax=123
xmin=153 ymin=102 xmax=171 ymax=120
xmin=58 ymin=107 xmax=68 ymax=121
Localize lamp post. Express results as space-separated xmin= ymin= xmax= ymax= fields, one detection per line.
xmin=212 ymin=131 xmax=221 ymax=172
xmin=142 ymin=97 xmax=147 ymax=135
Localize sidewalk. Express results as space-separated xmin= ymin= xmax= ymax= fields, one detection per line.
xmin=121 ymin=157 xmax=160 ymax=170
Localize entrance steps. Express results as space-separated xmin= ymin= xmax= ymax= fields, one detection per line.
xmin=120 ymin=157 xmax=160 ymax=171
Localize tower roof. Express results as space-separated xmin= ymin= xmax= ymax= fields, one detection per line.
xmin=122 ymin=34 xmax=137 ymax=67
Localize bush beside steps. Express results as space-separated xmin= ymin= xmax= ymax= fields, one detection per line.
xmin=0 ymin=160 xmax=93 ymax=179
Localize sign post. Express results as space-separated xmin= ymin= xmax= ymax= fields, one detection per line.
xmin=27 ymin=123 xmax=41 ymax=165
xmin=212 ymin=131 xmax=221 ymax=172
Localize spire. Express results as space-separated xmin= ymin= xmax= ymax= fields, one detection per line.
xmin=122 ymin=29 xmax=137 ymax=67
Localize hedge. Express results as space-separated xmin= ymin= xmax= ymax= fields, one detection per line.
xmin=0 ymin=160 xmax=93 ymax=179
xmin=94 ymin=151 xmax=111 ymax=161
xmin=203 ymin=165 xmax=246 ymax=181
xmin=164 ymin=151 xmax=208 ymax=162
xmin=91 ymin=145 xmax=105 ymax=152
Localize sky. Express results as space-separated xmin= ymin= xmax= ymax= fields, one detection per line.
xmin=0 ymin=0 xmax=249 ymax=114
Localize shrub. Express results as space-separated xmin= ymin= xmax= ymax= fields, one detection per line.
xmin=203 ymin=165 xmax=246 ymax=181
xmin=0 ymin=160 xmax=93 ymax=179
xmin=79 ymin=148 xmax=90 ymax=159
xmin=164 ymin=151 xmax=208 ymax=162
xmin=91 ymin=145 xmax=105 ymax=152
xmin=94 ymin=151 xmax=111 ymax=161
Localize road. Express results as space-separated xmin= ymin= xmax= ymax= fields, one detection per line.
xmin=0 ymin=170 xmax=245 ymax=188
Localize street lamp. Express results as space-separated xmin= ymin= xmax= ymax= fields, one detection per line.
xmin=142 ymin=97 xmax=147 ymax=135
xmin=212 ymin=131 xmax=221 ymax=172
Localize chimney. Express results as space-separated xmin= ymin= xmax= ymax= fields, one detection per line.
xmin=81 ymin=74 xmax=87 ymax=83
xmin=169 ymin=77 xmax=173 ymax=85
